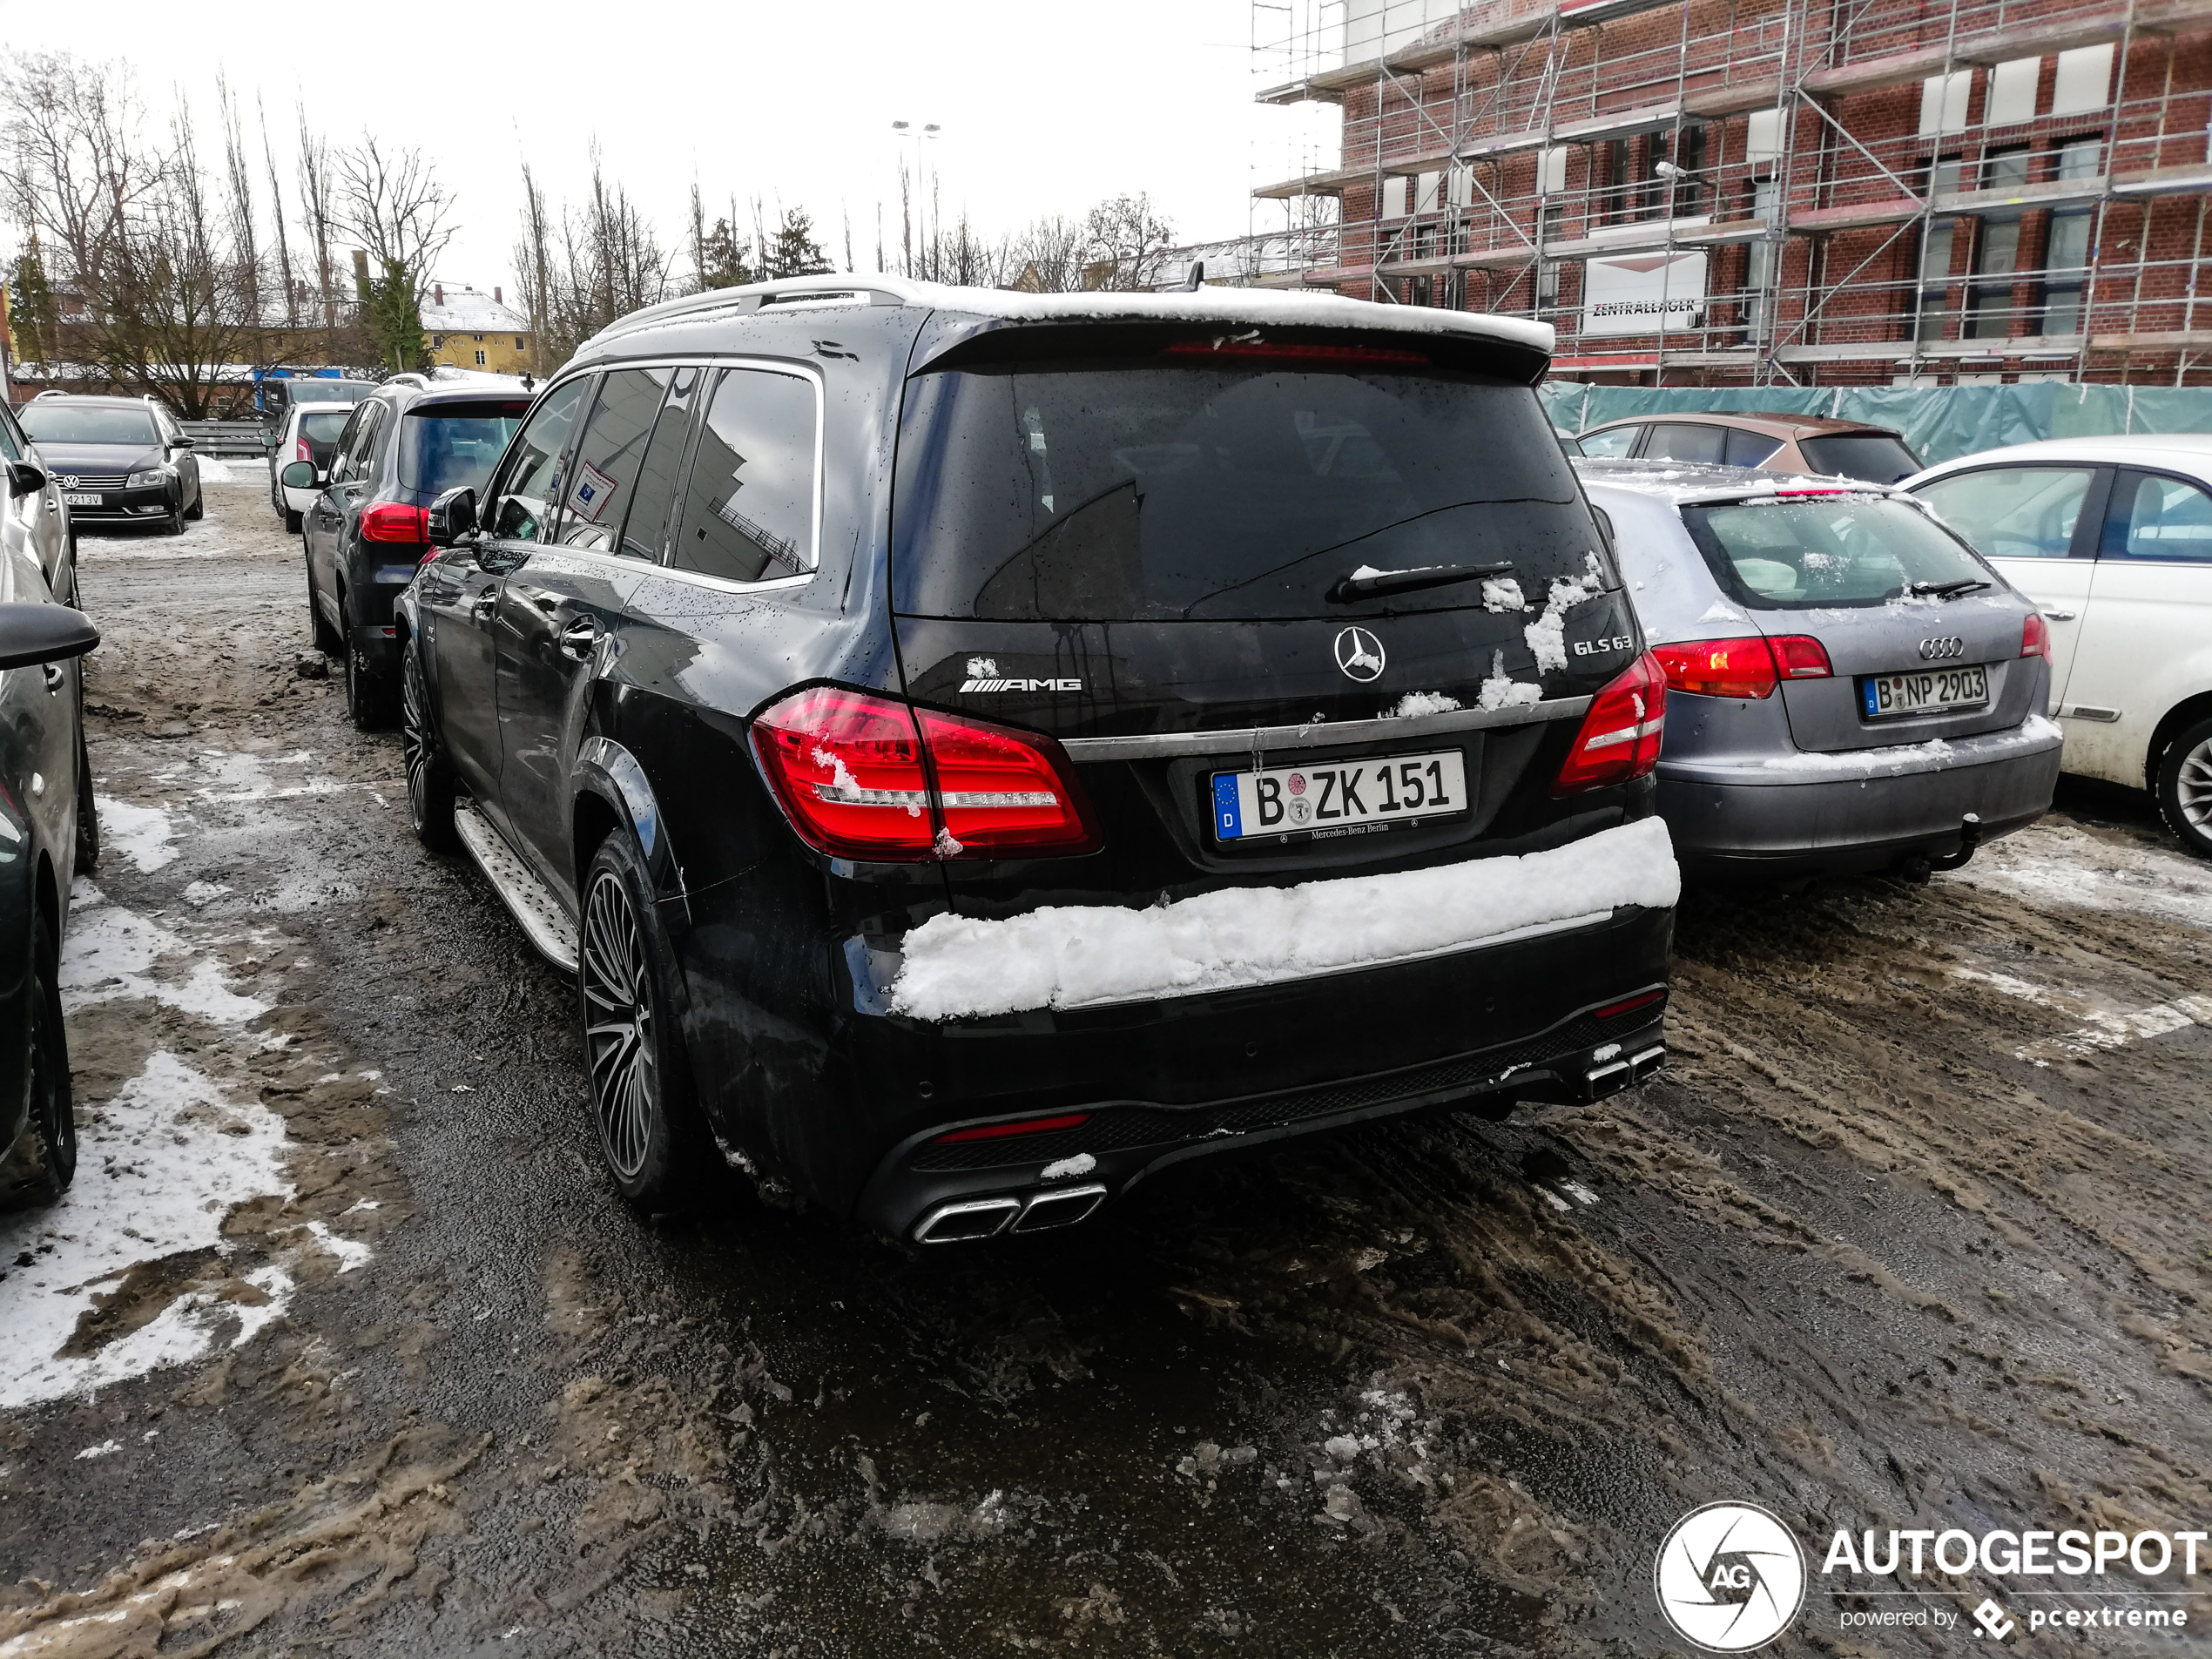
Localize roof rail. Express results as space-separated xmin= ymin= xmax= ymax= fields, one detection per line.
xmin=383 ymin=372 xmax=430 ymax=389
xmin=583 ymin=273 xmax=925 ymax=351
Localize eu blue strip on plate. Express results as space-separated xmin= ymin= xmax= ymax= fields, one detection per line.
xmin=1861 ymin=679 xmax=1878 ymax=718
xmin=1212 ymin=773 xmax=1242 ymax=840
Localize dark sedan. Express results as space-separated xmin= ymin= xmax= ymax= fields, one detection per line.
xmin=17 ymin=395 xmax=202 ymax=535
xmin=284 ymin=381 xmax=529 ymax=726
xmin=0 ymin=600 xmax=100 ymax=1207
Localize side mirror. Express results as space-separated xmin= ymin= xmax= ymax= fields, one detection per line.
xmin=6 ymin=462 xmax=47 ymax=499
xmin=280 ymin=461 xmax=320 ymax=490
xmin=0 ymin=603 xmax=98 ymax=671
xmin=427 ymin=486 xmax=478 ymax=548
xmin=172 ymin=435 xmax=195 ymax=449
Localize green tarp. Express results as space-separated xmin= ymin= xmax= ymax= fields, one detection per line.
xmin=1539 ymin=381 xmax=2212 ymax=467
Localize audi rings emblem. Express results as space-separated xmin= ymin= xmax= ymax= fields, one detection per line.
xmin=1334 ymin=626 xmax=1386 ymax=683
xmin=1919 ymin=636 xmax=1966 ymax=661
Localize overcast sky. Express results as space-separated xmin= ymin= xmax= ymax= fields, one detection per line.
xmin=5 ymin=0 xmax=1342 ymax=290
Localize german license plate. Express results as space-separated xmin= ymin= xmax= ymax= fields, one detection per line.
xmin=63 ymin=493 xmax=101 ymax=508
xmin=1862 ymin=664 xmax=1988 ymax=718
xmin=1211 ymin=751 xmax=1467 ymax=842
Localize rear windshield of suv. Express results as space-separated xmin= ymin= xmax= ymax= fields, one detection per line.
xmin=893 ymin=359 xmax=1603 ymax=621
xmin=19 ymin=405 xmax=158 ymax=446
xmin=401 ymin=401 xmax=529 ymax=496
xmin=1680 ymin=495 xmax=1996 ymax=610
xmin=1796 ymin=433 xmax=1919 ymax=485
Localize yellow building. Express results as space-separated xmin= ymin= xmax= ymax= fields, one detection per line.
xmin=421 ymin=281 xmax=533 ymax=374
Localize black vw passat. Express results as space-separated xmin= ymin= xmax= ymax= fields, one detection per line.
xmin=397 ymin=277 xmax=1680 ymax=1242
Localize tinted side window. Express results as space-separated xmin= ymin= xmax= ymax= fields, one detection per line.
xmin=1578 ymin=424 xmax=1639 ymax=458
xmin=334 ymin=405 xmax=382 ymax=482
xmin=613 ymin=368 xmax=704 ymax=561
xmin=0 ymin=409 xmax=20 ymax=462
xmin=1723 ymin=428 xmax=1784 ymax=467
xmin=1914 ymin=466 xmax=2093 ymax=559
xmin=486 ymin=377 xmax=590 ymax=543
xmin=2101 ymin=469 xmax=2212 ymax=563
xmin=1643 ymin=422 xmax=1728 ymax=463
xmin=560 ymin=369 xmax=672 ymax=552
xmin=669 ymin=368 xmax=818 ymax=583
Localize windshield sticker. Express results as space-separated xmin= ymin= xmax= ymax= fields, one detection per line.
xmin=568 ymin=461 xmax=618 ymax=523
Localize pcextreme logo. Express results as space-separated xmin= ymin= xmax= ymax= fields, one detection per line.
xmin=1655 ymin=1502 xmax=1808 ymax=1652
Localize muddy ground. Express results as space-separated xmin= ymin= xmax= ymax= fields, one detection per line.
xmin=1 ymin=474 xmax=2208 ymax=1657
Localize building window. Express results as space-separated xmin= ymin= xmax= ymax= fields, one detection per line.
xmin=475 ymin=349 xmax=488 ymax=367
xmin=1668 ymin=123 xmax=1707 ymax=216
xmin=1600 ymin=138 xmax=1631 ymax=224
xmin=432 ymin=334 xmax=444 ymax=348
xmin=1967 ymin=149 xmax=2030 ymax=339
xmin=1744 ymin=177 xmax=1779 ymax=339
xmin=472 ymin=334 xmax=484 ymax=343
xmin=1534 ymin=204 xmax=1560 ymax=320
xmin=1913 ymin=158 xmax=1964 ymax=341
xmin=516 ymin=337 xmax=527 ymax=350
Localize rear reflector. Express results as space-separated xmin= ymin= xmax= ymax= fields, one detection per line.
xmin=2021 ymin=613 xmax=2050 ymax=658
xmin=1595 ymin=988 xmax=1667 ymax=1020
xmin=751 ymin=686 xmax=1100 ymax=860
xmin=934 ymin=1112 xmax=1092 ymax=1143
xmin=1554 ymin=652 xmax=1667 ymax=794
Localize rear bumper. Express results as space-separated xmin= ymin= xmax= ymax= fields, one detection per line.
xmin=846 ymin=902 xmax=1674 ymax=1242
xmin=1657 ymin=718 xmax=2064 ymax=879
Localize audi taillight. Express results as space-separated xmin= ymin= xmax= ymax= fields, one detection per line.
xmin=1652 ymin=636 xmax=1779 ymax=699
xmin=751 ymin=687 xmax=1099 ymax=860
xmin=1769 ymin=635 xmax=1833 ymax=679
xmin=2021 ymin=614 xmax=2050 ymax=658
xmin=1554 ymin=652 xmax=1667 ymax=794
xmin=361 ymin=502 xmax=428 ymax=543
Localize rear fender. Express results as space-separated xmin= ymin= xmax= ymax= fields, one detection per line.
xmin=574 ymin=737 xmax=681 ymax=905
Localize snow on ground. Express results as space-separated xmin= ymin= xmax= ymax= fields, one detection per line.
xmin=892 ymin=817 xmax=1680 ymax=1020
xmin=1941 ymin=815 xmax=2212 ymax=934
xmin=62 ymin=883 xmax=272 ymax=1026
xmin=0 ymin=1051 xmax=296 ymax=1411
xmin=193 ymin=457 xmax=239 ymax=484
xmin=78 ymin=489 xmax=274 ymax=561
xmin=100 ymin=799 xmax=178 ymax=872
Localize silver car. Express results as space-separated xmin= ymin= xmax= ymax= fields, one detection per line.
xmin=1579 ymin=459 xmax=2065 ymax=882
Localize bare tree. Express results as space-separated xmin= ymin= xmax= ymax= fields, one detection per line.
xmin=333 ymin=133 xmax=456 ymax=366
xmin=1082 ymin=192 xmax=1177 ymax=290
xmin=1008 ymin=214 xmax=1085 ymax=292
xmin=513 ymin=152 xmax=676 ymax=375
xmin=295 ymin=106 xmax=339 ymax=326
xmin=259 ymin=98 xmax=298 ymax=328
xmin=0 ymin=53 xmax=266 ymax=415
xmin=216 ymin=77 xmax=261 ymax=333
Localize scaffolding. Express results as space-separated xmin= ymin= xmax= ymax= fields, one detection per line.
xmin=1243 ymin=0 xmax=2212 ymax=381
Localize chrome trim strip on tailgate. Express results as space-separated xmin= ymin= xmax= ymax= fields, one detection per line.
xmin=1059 ymin=696 xmax=1593 ymax=763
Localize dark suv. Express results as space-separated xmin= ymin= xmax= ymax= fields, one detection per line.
xmin=283 ymin=380 xmax=530 ymax=725
xmin=397 ymin=277 xmax=1679 ymax=1243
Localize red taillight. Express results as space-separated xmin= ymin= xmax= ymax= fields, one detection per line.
xmin=1769 ymin=634 xmax=1833 ymax=679
xmin=1162 ymin=341 xmax=1430 ymax=366
xmin=294 ymin=437 xmax=310 ymax=463
xmin=750 ymin=686 xmax=1100 ymax=861
xmin=2021 ymin=614 xmax=2050 ymax=658
xmin=361 ymin=502 xmax=428 ymax=543
xmin=934 ymin=1112 xmax=1092 ymax=1143
xmin=1595 ymin=989 xmax=1667 ymax=1020
xmin=1651 ymin=636 xmax=1779 ymax=699
xmin=1554 ymin=652 xmax=1667 ymax=795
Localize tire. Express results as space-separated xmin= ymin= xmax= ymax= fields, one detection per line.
xmin=284 ymin=508 xmax=302 ymax=534
xmin=344 ymin=629 xmax=396 ymax=730
xmin=184 ymin=488 xmax=203 ymax=522
xmin=401 ymin=642 xmax=458 ymax=853
xmin=2155 ymin=713 xmax=2212 ymax=859
xmin=0 ymin=912 xmax=76 ymax=1207
xmin=579 ymin=832 xmax=711 ymax=1212
xmin=165 ymin=497 xmax=185 ymax=536
xmin=307 ymin=570 xmax=342 ymax=656
xmin=74 ymin=729 xmax=98 ymax=874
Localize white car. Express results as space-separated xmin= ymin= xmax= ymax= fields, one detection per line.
xmin=268 ymin=400 xmax=361 ymax=533
xmin=1905 ymin=435 xmax=2212 ymax=857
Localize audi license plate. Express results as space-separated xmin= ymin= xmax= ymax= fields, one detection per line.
xmin=62 ymin=493 xmax=101 ymax=508
xmin=1862 ymin=664 xmax=1988 ymax=718
xmin=1212 ymin=751 xmax=1467 ymax=842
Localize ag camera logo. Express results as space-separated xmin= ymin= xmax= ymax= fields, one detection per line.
xmin=1655 ymin=1501 xmax=1807 ymax=1652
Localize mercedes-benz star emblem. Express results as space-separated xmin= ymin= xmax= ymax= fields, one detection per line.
xmin=1333 ymin=625 xmax=1386 ymax=683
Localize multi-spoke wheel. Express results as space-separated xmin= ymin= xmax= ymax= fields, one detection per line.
xmin=2156 ymin=715 xmax=2212 ymax=860
xmin=0 ymin=913 xmax=75 ymax=1208
xmin=577 ymin=833 xmax=709 ymax=1211
xmin=401 ymin=644 xmax=458 ymax=852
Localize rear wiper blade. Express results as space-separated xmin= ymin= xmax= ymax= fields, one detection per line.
xmin=1911 ymin=578 xmax=1992 ymax=599
xmin=1330 ymin=560 xmax=1514 ymax=604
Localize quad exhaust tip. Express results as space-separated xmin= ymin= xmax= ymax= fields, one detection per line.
xmin=913 ymin=1184 xmax=1109 ymax=1244
xmin=1582 ymin=1043 xmax=1667 ymax=1101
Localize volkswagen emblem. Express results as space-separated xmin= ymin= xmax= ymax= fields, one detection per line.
xmin=58 ymin=475 xmax=77 ymax=489
xmin=1918 ymin=636 xmax=1966 ymax=661
xmin=1333 ymin=626 xmax=1386 ymax=683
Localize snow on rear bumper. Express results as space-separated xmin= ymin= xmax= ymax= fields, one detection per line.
xmin=886 ymin=816 xmax=1681 ymax=1022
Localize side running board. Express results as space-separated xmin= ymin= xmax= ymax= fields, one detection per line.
xmin=452 ymin=799 xmax=580 ymax=973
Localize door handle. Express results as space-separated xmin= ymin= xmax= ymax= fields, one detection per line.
xmin=2042 ymin=609 xmax=2077 ymax=621
xmin=559 ymin=617 xmax=601 ymax=660
xmin=42 ymin=663 xmax=63 ymax=694
xmin=471 ymin=590 xmax=499 ymax=622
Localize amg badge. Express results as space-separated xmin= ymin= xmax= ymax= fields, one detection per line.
xmin=959 ymin=657 xmax=1082 ymax=694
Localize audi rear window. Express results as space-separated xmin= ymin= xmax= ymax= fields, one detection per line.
xmin=1796 ymin=433 xmax=1920 ymax=485
xmin=892 ymin=358 xmax=1604 ymax=621
xmin=401 ymin=401 xmax=529 ymax=496
xmin=19 ymin=405 xmax=158 ymax=446
xmin=1681 ymin=496 xmax=1997 ymax=610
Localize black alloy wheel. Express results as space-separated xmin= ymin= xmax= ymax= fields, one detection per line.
xmin=344 ymin=632 xmax=395 ymax=730
xmin=165 ymin=503 xmax=185 ymax=536
xmin=400 ymin=644 xmax=458 ymax=852
xmin=579 ymin=833 xmax=708 ymax=1211
xmin=2156 ymin=713 xmax=2212 ymax=860
xmin=0 ymin=912 xmax=76 ymax=1206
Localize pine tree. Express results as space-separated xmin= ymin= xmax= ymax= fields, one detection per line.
xmin=763 ymin=208 xmax=833 ymax=280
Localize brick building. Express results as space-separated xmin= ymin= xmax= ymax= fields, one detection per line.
xmin=1251 ymin=0 xmax=2212 ymax=383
